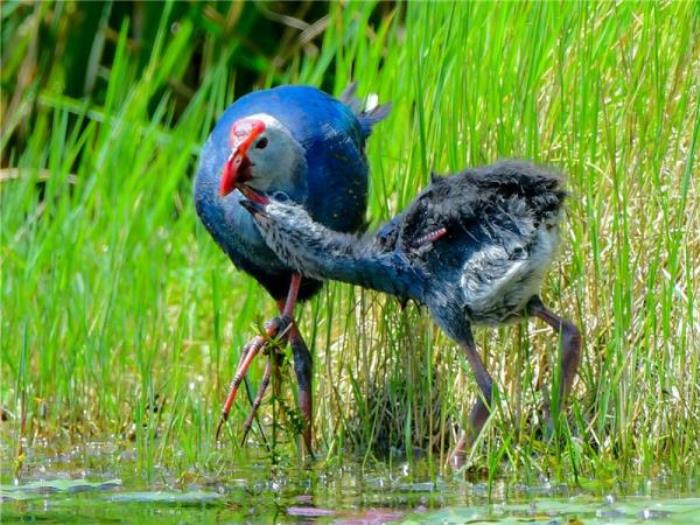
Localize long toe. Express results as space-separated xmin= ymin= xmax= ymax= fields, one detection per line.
xmin=216 ymin=334 xmax=268 ymax=440
xmin=217 ymin=313 xmax=295 ymax=442
xmin=240 ymin=356 xmax=273 ymax=446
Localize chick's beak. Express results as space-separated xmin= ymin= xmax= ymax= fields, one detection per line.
xmin=219 ymin=119 xmax=265 ymax=197
xmin=240 ymin=199 xmax=267 ymax=219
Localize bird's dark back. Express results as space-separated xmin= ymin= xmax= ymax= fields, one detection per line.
xmin=388 ymin=161 xmax=567 ymax=323
xmin=398 ymin=160 xmax=566 ymax=254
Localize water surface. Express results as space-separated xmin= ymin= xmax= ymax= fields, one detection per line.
xmin=2 ymin=441 xmax=698 ymax=524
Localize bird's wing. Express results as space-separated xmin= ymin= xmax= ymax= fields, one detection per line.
xmin=340 ymin=83 xmax=391 ymax=138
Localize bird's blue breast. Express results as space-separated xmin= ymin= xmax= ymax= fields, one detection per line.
xmin=194 ymin=85 xmax=371 ymax=298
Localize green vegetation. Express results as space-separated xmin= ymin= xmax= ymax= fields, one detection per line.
xmin=2 ymin=1 xmax=698 ymax=485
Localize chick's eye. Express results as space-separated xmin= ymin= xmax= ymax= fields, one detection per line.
xmin=255 ymin=137 xmax=268 ymax=149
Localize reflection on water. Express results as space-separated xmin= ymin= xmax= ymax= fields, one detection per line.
xmin=2 ymin=441 xmax=698 ymax=524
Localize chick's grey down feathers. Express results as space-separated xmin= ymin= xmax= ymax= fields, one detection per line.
xmin=250 ymin=160 xmax=566 ymax=327
xmin=244 ymin=160 xmax=579 ymax=459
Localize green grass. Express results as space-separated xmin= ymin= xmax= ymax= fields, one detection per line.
xmin=2 ymin=1 xmax=698 ymax=484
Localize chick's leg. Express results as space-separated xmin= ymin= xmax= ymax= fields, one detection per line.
xmin=449 ymin=327 xmax=494 ymax=466
xmin=527 ymin=296 xmax=582 ymax=429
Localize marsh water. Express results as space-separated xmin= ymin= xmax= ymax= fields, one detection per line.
xmin=2 ymin=441 xmax=699 ymax=524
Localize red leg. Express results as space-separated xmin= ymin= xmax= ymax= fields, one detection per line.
xmin=217 ymin=273 xmax=313 ymax=455
xmin=215 ymin=316 xmax=288 ymax=440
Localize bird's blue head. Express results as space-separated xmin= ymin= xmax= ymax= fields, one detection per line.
xmin=219 ymin=113 xmax=306 ymax=204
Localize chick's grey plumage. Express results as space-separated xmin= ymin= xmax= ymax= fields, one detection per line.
xmin=253 ymin=161 xmax=565 ymax=325
xmin=247 ymin=160 xmax=580 ymax=459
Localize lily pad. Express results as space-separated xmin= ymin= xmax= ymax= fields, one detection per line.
xmin=0 ymin=478 xmax=122 ymax=501
xmin=109 ymin=490 xmax=223 ymax=505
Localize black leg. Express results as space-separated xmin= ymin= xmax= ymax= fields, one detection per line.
xmin=243 ymin=314 xmax=313 ymax=456
xmin=275 ymin=274 xmax=313 ymax=456
xmin=527 ymin=296 xmax=582 ymax=427
xmin=287 ymin=323 xmax=313 ymax=456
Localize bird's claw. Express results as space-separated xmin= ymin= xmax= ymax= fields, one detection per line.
xmin=216 ymin=314 xmax=294 ymax=443
xmin=240 ymin=356 xmax=273 ymax=446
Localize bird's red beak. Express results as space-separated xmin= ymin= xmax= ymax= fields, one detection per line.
xmin=219 ymin=119 xmax=266 ymax=197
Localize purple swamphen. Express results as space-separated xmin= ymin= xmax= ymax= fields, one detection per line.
xmin=239 ymin=161 xmax=582 ymax=463
xmin=194 ymin=84 xmax=390 ymax=451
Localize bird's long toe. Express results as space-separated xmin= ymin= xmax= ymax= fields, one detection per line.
xmin=216 ymin=315 xmax=290 ymax=442
xmin=240 ymin=356 xmax=273 ymax=446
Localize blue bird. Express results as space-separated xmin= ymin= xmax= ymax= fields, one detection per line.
xmin=194 ymin=84 xmax=390 ymax=450
xmin=239 ymin=161 xmax=582 ymax=463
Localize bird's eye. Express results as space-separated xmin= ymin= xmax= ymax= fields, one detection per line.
xmin=273 ymin=191 xmax=290 ymax=202
xmin=255 ymin=137 xmax=268 ymax=149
